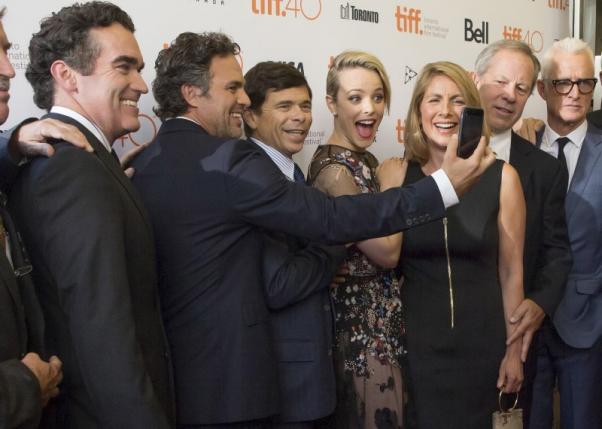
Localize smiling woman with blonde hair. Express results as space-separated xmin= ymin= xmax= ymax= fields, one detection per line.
xmin=307 ymin=50 xmax=406 ymax=429
xmin=397 ymin=61 xmax=525 ymax=428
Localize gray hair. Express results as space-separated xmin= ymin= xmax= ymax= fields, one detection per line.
xmin=540 ymin=37 xmax=594 ymax=79
xmin=474 ymin=39 xmax=540 ymax=90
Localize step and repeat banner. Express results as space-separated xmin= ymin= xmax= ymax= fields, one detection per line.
xmin=2 ymin=0 xmax=572 ymax=167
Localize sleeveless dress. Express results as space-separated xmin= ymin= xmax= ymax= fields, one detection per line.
xmin=308 ymin=144 xmax=404 ymax=429
xmin=398 ymin=160 xmax=506 ymax=429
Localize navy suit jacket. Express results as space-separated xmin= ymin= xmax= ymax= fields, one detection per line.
xmin=130 ymin=118 xmax=445 ymax=424
xmin=9 ymin=113 xmax=175 ymax=428
xmin=262 ymin=231 xmax=344 ymax=422
xmin=509 ymin=132 xmax=571 ymax=316
xmin=540 ymin=123 xmax=602 ymax=348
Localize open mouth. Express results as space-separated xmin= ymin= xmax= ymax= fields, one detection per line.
xmin=434 ymin=122 xmax=457 ymax=132
xmin=356 ymin=119 xmax=376 ymax=138
xmin=494 ymin=105 xmax=514 ymax=116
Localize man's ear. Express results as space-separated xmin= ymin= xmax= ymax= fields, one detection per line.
xmin=536 ymin=79 xmax=546 ymax=100
xmin=242 ymin=108 xmax=258 ymax=132
xmin=180 ymin=84 xmax=203 ymax=108
xmin=49 ymin=60 xmax=78 ymax=93
xmin=471 ymin=71 xmax=481 ymax=89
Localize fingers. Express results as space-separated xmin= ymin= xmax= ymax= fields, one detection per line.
xmin=40 ymin=119 xmax=93 ymax=152
xmin=509 ymin=301 xmax=528 ymax=324
xmin=120 ymin=143 xmax=148 ymax=168
xmin=521 ymin=330 xmax=534 ymax=363
xmin=21 ymin=142 xmax=54 ymax=158
xmin=124 ymin=167 xmax=135 ymax=178
xmin=506 ymin=318 xmax=529 ymax=346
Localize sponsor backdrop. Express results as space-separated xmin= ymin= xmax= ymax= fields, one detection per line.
xmin=3 ymin=0 xmax=572 ymax=168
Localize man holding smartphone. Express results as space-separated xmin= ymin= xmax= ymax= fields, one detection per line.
xmin=473 ymin=39 xmax=572 ymax=427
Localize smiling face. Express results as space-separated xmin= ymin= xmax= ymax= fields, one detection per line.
xmin=327 ymin=67 xmax=386 ymax=152
xmin=74 ymin=23 xmax=147 ymax=143
xmin=475 ymin=49 xmax=534 ymax=134
xmin=193 ymin=54 xmax=250 ymax=139
xmin=537 ymin=50 xmax=595 ymax=135
xmin=244 ymin=86 xmax=311 ymax=158
xmin=419 ymin=74 xmax=466 ymax=153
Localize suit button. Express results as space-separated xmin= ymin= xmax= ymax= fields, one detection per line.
xmin=406 ymin=219 xmax=413 ymax=226
xmin=323 ymin=305 xmax=330 ymax=311
xmin=328 ymin=349 xmax=333 ymax=356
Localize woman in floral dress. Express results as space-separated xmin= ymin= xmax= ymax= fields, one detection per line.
xmin=307 ymin=51 xmax=406 ymax=429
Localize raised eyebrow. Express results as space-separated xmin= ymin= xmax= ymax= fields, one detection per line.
xmin=227 ymin=80 xmax=244 ymax=88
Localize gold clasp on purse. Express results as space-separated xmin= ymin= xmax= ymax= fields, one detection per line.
xmin=492 ymin=390 xmax=523 ymax=429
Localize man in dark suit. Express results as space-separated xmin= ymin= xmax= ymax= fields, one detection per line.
xmin=473 ymin=40 xmax=572 ymax=426
xmin=0 ymin=6 xmax=105 ymax=427
xmin=242 ymin=61 xmax=347 ymax=428
xmin=586 ymin=69 xmax=602 ymax=128
xmin=8 ymin=3 xmax=175 ymax=427
xmin=530 ymin=37 xmax=602 ymax=429
xmin=131 ymin=32 xmax=494 ymax=427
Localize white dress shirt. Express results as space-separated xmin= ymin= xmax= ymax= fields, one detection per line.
xmin=539 ymin=121 xmax=587 ymax=186
xmin=489 ymin=129 xmax=512 ymax=163
xmin=50 ymin=106 xmax=112 ymax=152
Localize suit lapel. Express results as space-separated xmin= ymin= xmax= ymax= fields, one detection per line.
xmin=565 ymin=125 xmax=602 ymax=222
xmin=509 ymin=133 xmax=534 ymax=197
xmin=43 ymin=113 xmax=154 ymax=235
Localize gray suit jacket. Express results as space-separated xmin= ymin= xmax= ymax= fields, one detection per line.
xmin=539 ymin=123 xmax=602 ymax=348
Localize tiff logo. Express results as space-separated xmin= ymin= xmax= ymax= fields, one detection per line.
xmin=252 ymin=0 xmax=283 ymax=16
xmin=502 ymin=26 xmax=522 ymax=41
xmin=395 ymin=6 xmax=422 ymax=34
xmin=464 ymin=18 xmax=489 ymax=44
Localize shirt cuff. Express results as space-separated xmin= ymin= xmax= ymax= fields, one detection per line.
xmin=431 ymin=169 xmax=459 ymax=209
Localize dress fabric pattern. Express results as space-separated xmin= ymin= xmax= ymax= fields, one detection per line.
xmin=399 ymin=160 xmax=506 ymax=429
xmin=308 ymin=144 xmax=404 ymax=429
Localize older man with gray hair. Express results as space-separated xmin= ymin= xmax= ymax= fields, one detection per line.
xmin=472 ymin=39 xmax=572 ymax=427
xmin=531 ymin=37 xmax=602 ymax=429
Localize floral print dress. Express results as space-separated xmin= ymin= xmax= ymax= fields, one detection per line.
xmin=308 ymin=144 xmax=405 ymax=429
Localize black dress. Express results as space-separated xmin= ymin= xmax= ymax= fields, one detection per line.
xmin=398 ymin=160 xmax=506 ymax=429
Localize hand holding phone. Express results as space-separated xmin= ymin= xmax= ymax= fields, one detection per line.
xmin=457 ymin=107 xmax=484 ymax=159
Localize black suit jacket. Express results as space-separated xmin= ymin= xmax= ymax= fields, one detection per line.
xmin=131 ymin=118 xmax=445 ymax=425
xmin=586 ymin=109 xmax=602 ymax=129
xmin=0 ymin=127 xmax=44 ymax=429
xmin=0 ymin=255 xmax=42 ymax=429
xmin=8 ymin=113 xmax=175 ymax=428
xmin=509 ymin=131 xmax=572 ymax=315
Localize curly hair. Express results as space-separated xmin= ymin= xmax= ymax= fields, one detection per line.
xmin=153 ymin=32 xmax=240 ymax=121
xmin=25 ymin=1 xmax=135 ymax=111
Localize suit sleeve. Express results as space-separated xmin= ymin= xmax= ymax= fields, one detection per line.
xmin=528 ymin=161 xmax=573 ymax=316
xmin=218 ymin=142 xmax=445 ymax=243
xmin=0 ymin=359 xmax=41 ymax=429
xmin=28 ymin=148 xmax=170 ymax=428
xmin=261 ymin=233 xmax=346 ymax=310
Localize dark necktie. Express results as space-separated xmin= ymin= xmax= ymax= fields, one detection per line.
xmin=555 ymin=137 xmax=570 ymax=177
xmin=293 ymin=163 xmax=306 ymax=184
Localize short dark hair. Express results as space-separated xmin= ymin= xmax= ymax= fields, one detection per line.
xmin=153 ymin=32 xmax=239 ymax=121
xmin=26 ymin=1 xmax=135 ymax=110
xmin=243 ymin=61 xmax=312 ymax=135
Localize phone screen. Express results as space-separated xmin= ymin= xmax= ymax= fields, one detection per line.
xmin=457 ymin=107 xmax=484 ymax=159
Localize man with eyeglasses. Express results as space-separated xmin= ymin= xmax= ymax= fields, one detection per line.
xmin=530 ymin=37 xmax=602 ymax=429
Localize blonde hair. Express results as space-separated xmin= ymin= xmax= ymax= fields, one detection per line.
xmin=404 ymin=61 xmax=489 ymax=165
xmin=326 ymin=50 xmax=391 ymax=112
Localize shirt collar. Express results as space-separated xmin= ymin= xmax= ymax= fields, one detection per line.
xmin=250 ymin=137 xmax=295 ymax=181
xmin=50 ymin=106 xmax=112 ymax=152
xmin=489 ymin=129 xmax=512 ymax=162
xmin=542 ymin=120 xmax=587 ymax=149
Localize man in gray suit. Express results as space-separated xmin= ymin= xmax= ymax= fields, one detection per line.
xmin=531 ymin=37 xmax=602 ymax=429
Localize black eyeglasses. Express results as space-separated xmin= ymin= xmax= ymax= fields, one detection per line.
xmin=549 ymin=78 xmax=598 ymax=95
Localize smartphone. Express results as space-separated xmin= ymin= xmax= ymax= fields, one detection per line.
xmin=457 ymin=107 xmax=484 ymax=159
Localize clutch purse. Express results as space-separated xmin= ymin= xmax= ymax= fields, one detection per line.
xmin=492 ymin=390 xmax=523 ymax=429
